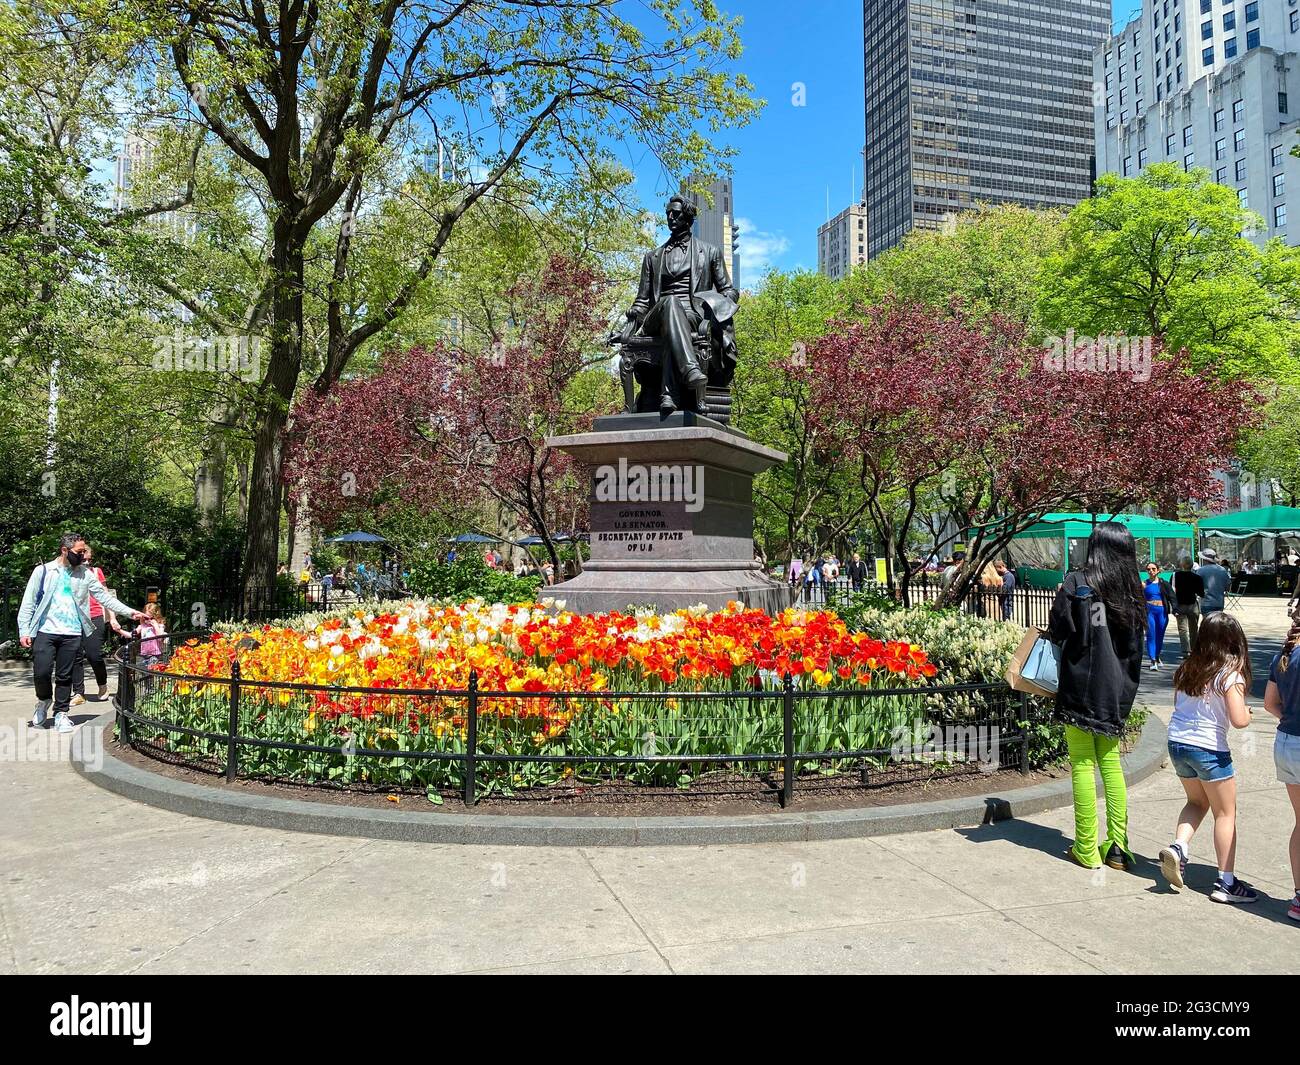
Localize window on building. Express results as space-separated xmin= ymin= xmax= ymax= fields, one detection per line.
xmin=1237 ymin=158 xmax=1248 ymax=181
xmin=1282 ymin=92 xmax=1290 ymax=115
xmin=1216 ymin=138 xmax=1227 ymax=159
xmin=1273 ymin=143 xmax=1285 ymax=168
xmin=1135 ymin=51 xmax=1142 ymax=71
xmin=1216 ymin=166 xmax=1228 ymax=183
xmin=1224 ymin=37 xmax=1238 ymax=58
xmin=1139 ymin=148 xmax=1149 ymax=169
xmin=1121 ymin=110 xmax=1129 ymax=124
xmin=1215 ymin=109 xmax=1225 ymax=131
xmin=1185 ymin=152 xmax=1196 ymax=170
xmin=1224 ymin=12 xmax=1235 ymax=31
xmin=1276 ymin=203 xmax=1288 ymax=228
xmin=1136 ymin=75 xmax=1144 ymax=96
xmin=1203 ymin=46 xmax=1215 ymax=64
xmin=1124 ymin=156 xmax=1133 ymax=176
xmin=1292 ymin=10 xmax=1299 ymax=33
xmin=1166 ymin=133 xmax=1177 ymax=153
xmin=1184 ymin=124 xmax=1194 ymax=146
xmin=1200 ymin=0 xmax=1210 ymax=14
xmin=1233 ymin=99 xmax=1245 ymax=122
xmin=1120 ymin=86 xmax=1128 ymax=105
xmin=1201 ymin=21 xmax=1213 ymax=41
xmin=1246 ymin=3 xmax=1259 ymax=24
xmin=1106 ymin=95 xmax=1114 ymax=113
xmin=1157 ymin=84 xmax=1164 ymax=101
xmin=1276 ymin=172 xmax=1287 ymax=197
xmin=1235 ymin=129 xmax=1247 ymax=152
xmin=1247 ymin=28 xmax=1260 ymax=49
xmin=1176 ymin=63 xmax=1183 ymax=82
xmin=1239 ymin=187 xmax=1249 ymax=208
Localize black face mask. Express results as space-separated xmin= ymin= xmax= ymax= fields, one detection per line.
xmin=66 ymin=550 xmax=85 ymax=568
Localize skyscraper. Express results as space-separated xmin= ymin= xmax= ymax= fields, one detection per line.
xmin=1095 ymin=0 xmax=1299 ymax=247
xmin=863 ymin=0 xmax=1111 ymax=258
xmin=683 ymin=175 xmax=739 ymax=287
xmin=818 ymin=202 xmax=869 ymax=279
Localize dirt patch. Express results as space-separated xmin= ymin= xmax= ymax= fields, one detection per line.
xmin=107 ymin=727 xmax=1076 ymax=817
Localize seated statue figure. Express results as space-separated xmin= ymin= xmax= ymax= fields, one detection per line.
xmin=612 ymin=195 xmax=739 ymax=417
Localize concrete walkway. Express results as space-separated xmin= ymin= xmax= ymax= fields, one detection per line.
xmin=1 ymin=598 xmax=1296 ymax=975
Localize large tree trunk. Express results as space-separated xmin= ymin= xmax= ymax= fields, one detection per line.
xmin=240 ymin=226 xmax=305 ymax=613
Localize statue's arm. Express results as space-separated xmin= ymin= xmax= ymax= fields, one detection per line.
xmin=627 ymin=252 xmax=654 ymax=322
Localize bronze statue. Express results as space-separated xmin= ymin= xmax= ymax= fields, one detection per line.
xmin=612 ymin=195 xmax=739 ymax=418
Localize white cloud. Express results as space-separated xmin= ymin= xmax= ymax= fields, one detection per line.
xmin=734 ymin=217 xmax=790 ymax=279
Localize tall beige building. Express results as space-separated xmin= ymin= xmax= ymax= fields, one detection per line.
xmin=682 ymin=175 xmax=739 ymax=286
xmin=818 ymin=202 xmax=868 ymax=280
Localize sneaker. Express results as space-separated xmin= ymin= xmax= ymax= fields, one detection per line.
xmin=1159 ymin=843 xmax=1188 ymax=890
xmin=1210 ymin=877 xmax=1258 ymax=904
xmin=70 ymin=693 xmax=86 ymax=706
xmin=1149 ymin=662 xmax=1159 ymax=671
xmin=1287 ymin=893 xmax=1300 ymax=922
xmin=30 ymin=699 xmax=51 ymax=729
xmin=96 ymin=684 xmax=108 ymax=701
xmin=1105 ymin=843 xmax=1133 ymax=872
xmin=53 ymin=712 xmax=75 ymax=735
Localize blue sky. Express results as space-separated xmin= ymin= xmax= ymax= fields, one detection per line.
xmin=633 ymin=1 xmax=1132 ymax=281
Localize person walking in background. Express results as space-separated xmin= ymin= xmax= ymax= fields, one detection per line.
xmin=1196 ymin=549 xmax=1231 ymax=618
xmin=994 ymin=560 xmax=1016 ymax=622
xmin=1157 ymin=613 xmax=1257 ymax=904
xmin=1264 ymin=611 xmax=1300 ymax=921
xmin=1171 ymin=556 xmax=1204 ymax=657
xmin=17 ymin=533 xmax=146 ymax=734
xmin=1049 ymin=522 xmax=1145 ymax=872
xmin=847 ymin=552 xmax=868 ymax=594
xmin=1143 ymin=562 xmax=1175 ymax=671
xmin=70 ymin=543 xmax=127 ymax=706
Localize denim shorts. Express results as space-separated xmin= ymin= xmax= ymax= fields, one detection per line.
xmin=1168 ymin=740 xmax=1235 ymax=782
xmin=1276 ymin=730 xmax=1300 ymax=787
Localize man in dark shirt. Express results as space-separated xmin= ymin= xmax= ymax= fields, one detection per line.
xmin=1196 ymin=549 xmax=1231 ymax=617
xmin=846 ymin=552 xmax=868 ymax=593
xmin=1171 ymin=556 xmax=1205 ymax=656
xmin=994 ymin=560 xmax=1016 ymax=622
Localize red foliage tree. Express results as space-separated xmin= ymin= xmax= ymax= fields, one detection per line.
xmin=285 ymin=256 xmax=619 ymax=569
xmin=802 ymin=300 xmax=1256 ymax=602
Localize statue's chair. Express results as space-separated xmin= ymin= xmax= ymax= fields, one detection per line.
xmin=616 ymin=320 xmax=735 ymax=425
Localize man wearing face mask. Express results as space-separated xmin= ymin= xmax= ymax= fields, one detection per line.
xmin=17 ymin=533 xmax=147 ymax=734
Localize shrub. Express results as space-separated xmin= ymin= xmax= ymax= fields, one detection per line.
xmin=405 ymin=553 xmax=542 ymax=604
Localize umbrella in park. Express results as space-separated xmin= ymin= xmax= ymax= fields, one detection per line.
xmin=327 ymin=531 xmax=388 ymax=543
xmin=448 ymin=533 xmax=502 ymax=543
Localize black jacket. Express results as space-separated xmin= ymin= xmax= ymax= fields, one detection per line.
xmin=1048 ymin=572 xmax=1144 ymax=738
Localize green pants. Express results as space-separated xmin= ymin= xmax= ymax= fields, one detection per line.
xmin=1065 ymin=724 xmax=1131 ymax=868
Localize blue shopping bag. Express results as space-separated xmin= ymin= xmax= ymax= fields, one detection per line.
xmin=1006 ymin=627 xmax=1060 ymax=698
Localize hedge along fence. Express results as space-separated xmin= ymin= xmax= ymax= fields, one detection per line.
xmin=114 ymin=633 xmax=1036 ymax=806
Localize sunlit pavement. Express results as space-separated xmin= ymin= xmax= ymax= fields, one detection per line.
xmin=1 ymin=597 xmax=1296 ymax=975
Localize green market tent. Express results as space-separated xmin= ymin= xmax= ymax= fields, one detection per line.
xmin=1005 ymin=513 xmax=1196 ymax=589
xmin=1199 ymin=506 xmax=1300 ymax=540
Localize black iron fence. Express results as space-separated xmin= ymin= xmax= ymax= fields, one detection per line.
xmin=793 ymin=576 xmax=1059 ymax=629
xmin=113 ymin=632 xmax=1034 ymax=807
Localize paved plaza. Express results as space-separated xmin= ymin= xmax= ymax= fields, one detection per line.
xmin=1 ymin=598 xmax=1296 ymax=975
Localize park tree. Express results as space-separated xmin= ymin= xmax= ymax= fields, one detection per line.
xmin=284 ymin=256 xmax=619 ymax=573
xmin=803 ymin=301 xmax=1255 ymax=604
xmin=843 ymin=204 xmax=1065 ymax=334
xmin=732 ymin=269 xmax=863 ymax=561
xmin=1040 ymin=163 xmax=1300 ymax=382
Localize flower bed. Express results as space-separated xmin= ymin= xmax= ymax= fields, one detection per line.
xmin=125 ymin=601 xmax=968 ymax=795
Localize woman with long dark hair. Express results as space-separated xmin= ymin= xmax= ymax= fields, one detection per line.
xmin=1049 ymin=522 xmax=1146 ymax=871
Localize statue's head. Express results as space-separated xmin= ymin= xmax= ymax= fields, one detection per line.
xmin=666 ymin=195 xmax=697 ymax=234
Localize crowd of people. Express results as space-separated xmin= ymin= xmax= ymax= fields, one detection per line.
xmin=1046 ymin=522 xmax=1300 ymax=920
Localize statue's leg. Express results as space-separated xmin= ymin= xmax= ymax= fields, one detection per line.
xmin=647 ymin=298 xmax=706 ymax=412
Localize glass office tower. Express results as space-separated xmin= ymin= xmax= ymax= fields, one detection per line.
xmin=864 ymin=0 xmax=1110 ymax=257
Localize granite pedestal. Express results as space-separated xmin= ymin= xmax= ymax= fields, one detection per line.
xmin=545 ymin=412 xmax=793 ymax=615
